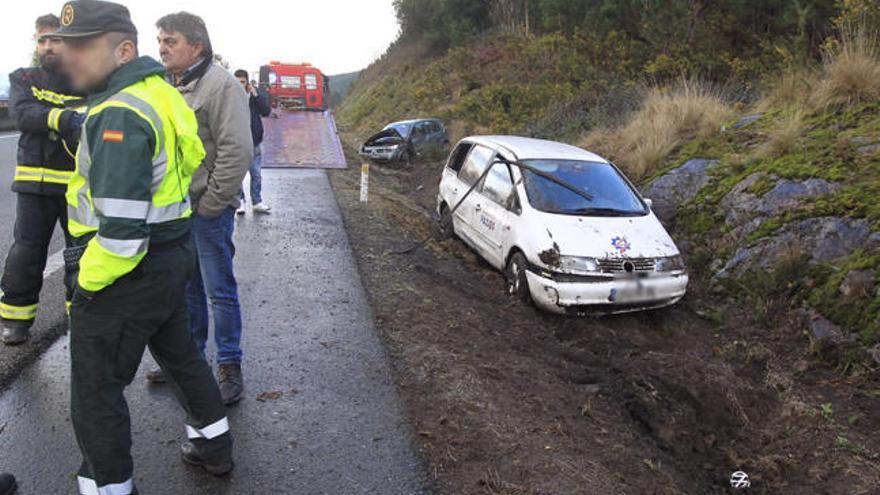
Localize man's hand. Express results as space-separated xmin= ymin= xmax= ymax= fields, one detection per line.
xmin=60 ymin=111 xmax=86 ymax=153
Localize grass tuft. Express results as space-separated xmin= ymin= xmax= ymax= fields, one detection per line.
xmin=811 ymin=24 xmax=880 ymax=110
xmin=581 ymin=80 xmax=733 ymax=178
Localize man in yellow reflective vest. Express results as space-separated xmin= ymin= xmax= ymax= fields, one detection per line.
xmin=1 ymin=13 xmax=83 ymax=344
xmin=55 ymin=2 xmax=233 ymax=493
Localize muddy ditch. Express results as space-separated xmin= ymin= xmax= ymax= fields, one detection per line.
xmin=328 ymin=149 xmax=880 ymax=494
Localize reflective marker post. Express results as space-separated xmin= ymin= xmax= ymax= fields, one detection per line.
xmin=360 ymin=163 xmax=369 ymax=203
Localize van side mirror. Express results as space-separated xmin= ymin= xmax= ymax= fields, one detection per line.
xmin=644 ymin=198 xmax=654 ymax=209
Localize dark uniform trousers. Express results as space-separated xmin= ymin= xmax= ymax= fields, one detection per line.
xmin=69 ymin=239 xmax=231 ymax=487
xmin=0 ymin=193 xmax=73 ymax=326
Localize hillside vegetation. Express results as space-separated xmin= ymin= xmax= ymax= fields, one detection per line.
xmin=337 ymin=0 xmax=880 ymax=356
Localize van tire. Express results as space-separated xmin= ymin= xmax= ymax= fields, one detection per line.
xmin=506 ymin=252 xmax=532 ymax=304
xmin=436 ymin=204 xmax=455 ymax=241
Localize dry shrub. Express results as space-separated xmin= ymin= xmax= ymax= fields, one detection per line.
xmin=811 ymin=24 xmax=880 ymax=110
xmin=760 ymin=110 xmax=806 ymax=157
xmin=582 ymin=81 xmax=733 ymax=178
xmin=757 ymin=69 xmax=817 ymax=112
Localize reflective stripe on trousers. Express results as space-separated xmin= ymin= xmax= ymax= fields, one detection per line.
xmin=0 ymin=301 xmax=38 ymax=321
xmin=77 ymin=476 xmax=134 ymax=495
xmin=186 ymin=416 xmax=230 ymax=440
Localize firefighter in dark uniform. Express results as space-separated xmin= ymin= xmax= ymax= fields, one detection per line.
xmin=55 ymin=2 xmax=234 ymax=493
xmin=1 ymin=14 xmax=84 ymax=345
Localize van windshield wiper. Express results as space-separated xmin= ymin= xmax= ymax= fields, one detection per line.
xmin=569 ymin=207 xmax=640 ymax=216
xmin=495 ymin=156 xmax=594 ymax=203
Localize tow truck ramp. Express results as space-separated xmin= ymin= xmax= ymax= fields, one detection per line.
xmin=261 ymin=110 xmax=347 ymax=169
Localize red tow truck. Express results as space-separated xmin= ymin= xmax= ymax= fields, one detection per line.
xmin=259 ymin=62 xmax=329 ymax=111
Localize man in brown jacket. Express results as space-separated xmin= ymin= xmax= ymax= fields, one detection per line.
xmin=149 ymin=11 xmax=253 ymax=405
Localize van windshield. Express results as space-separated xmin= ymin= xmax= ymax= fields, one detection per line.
xmin=521 ymin=160 xmax=647 ymax=216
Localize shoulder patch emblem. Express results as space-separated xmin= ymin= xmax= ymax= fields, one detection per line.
xmin=61 ymin=4 xmax=75 ymax=27
xmin=103 ymin=130 xmax=124 ymax=142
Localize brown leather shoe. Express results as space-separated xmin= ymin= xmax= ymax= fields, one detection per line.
xmin=217 ymin=363 xmax=243 ymax=405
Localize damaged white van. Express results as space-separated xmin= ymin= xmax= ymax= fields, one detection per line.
xmin=436 ymin=136 xmax=688 ymax=315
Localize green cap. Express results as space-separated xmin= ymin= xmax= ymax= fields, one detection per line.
xmin=51 ymin=0 xmax=138 ymax=40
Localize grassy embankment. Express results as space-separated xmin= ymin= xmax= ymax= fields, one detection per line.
xmin=337 ymin=23 xmax=880 ymax=350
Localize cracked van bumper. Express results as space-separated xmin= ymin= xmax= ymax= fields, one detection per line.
xmin=526 ymin=270 xmax=689 ymax=315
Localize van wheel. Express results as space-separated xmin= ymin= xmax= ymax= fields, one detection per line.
xmin=506 ymin=252 xmax=532 ymax=304
xmin=436 ymin=204 xmax=455 ymax=240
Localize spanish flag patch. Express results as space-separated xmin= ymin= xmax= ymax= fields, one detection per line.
xmin=103 ymin=130 xmax=125 ymax=142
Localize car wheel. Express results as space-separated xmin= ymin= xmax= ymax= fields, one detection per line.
xmin=436 ymin=204 xmax=455 ymax=240
xmin=506 ymin=251 xmax=532 ymax=304
xmin=400 ymin=149 xmax=413 ymax=166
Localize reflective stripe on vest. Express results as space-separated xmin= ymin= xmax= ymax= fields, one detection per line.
xmin=14 ymin=166 xmax=74 ymax=185
xmin=68 ymin=90 xmax=189 ymax=236
xmin=31 ymin=86 xmax=81 ymax=106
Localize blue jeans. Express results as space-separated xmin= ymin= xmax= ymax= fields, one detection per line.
xmin=186 ymin=208 xmax=243 ymax=364
xmin=240 ymin=145 xmax=263 ymax=205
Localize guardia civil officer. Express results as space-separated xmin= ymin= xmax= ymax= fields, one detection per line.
xmin=1 ymin=14 xmax=83 ymax=344
xmin=55 ymin=2 xmax=234 ymax=493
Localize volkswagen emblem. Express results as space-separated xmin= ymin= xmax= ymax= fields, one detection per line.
xmin=623 ymin=261 xmax=635 ymax=273
xmin=730 ymin=470 xmax=751 ymax=490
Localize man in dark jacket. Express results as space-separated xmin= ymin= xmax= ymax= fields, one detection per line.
xmin=234 ymin=69 xmax=272 ymax=215
xmin=1 ymin=14 xmax=84 ymax=345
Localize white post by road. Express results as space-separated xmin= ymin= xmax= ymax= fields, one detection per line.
xmin=360 ymin=163 xmax=370 ymax=203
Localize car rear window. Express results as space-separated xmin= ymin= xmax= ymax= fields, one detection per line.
xmin=447 ymin=143 xmax=474 ymax=172
xmin=458 ymin=145 xmax=494 ymax=186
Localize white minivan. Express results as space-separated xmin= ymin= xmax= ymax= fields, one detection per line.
xmin=436 ymin=136 xmax=688 ymax=315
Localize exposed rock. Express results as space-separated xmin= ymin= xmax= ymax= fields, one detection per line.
xmin=729 ymin=114 xmax=763 ymax=130
xmin=868 ymin=344 xmax=880 ymax=367
xmin=721 ymin=173 xmax=775 ymax=227
xmin=759 ymin=179 xmax=840 ymax=216
xmin=721 ymin=175 xmax=840 ymax=231
xmin=868 ymin=233 xmax=880 ymax=252
xmin=797 ymin=309 xmax=854 ymax=359
xmin=644 ymin=159 xmax=719 ymax=222
xmin=857 ymin=143 xmax=880 ymax=156
xmin=717 ymin=217 xmax=872 ymax=277
xmin=840 ymin=269 xmax=877 ymax=299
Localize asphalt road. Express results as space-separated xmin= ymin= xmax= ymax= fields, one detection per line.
xmin=0 ymin=132 xmax=70 ymax=389
xmin=0 ymin=168 xmax=430 ymax=493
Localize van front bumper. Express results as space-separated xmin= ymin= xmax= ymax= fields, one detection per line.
xmin=525 ymin=270 xmax=689 ymax=315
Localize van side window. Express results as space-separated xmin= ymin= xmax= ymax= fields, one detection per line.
xmin=447 ymin=143 xmax=474 ymax=173
xmin=458 ymin=146 xmax=494 ymax=186
xmin=481 ymin=163 xmax=515 ymax=209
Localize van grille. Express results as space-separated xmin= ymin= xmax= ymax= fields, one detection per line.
xmin=598 ymin=258 xmax=656 ymax=273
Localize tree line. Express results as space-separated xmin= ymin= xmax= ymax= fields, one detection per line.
xmin=393 ymin=0 xmax=874 ymax=80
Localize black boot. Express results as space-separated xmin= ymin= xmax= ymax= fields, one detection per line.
xmin=1 ymin=321 xmax=31 ymax=346
xmin=0 ymin=473 xmax=17 ymax=495
xmin=217 ymin=364 xmax=243 ymax=405
xmin=181 ymin=441 xmax=234 ymax=476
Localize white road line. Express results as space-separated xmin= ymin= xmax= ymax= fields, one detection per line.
xmin=0 ymin=133 xmax=20 ymax=140
xmin=43 ymin=250 xmax=66 ymax=278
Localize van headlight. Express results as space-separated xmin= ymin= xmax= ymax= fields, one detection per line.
xmin=559 ymin=256 xmax=601 ymax=275
xmin=656 ymin=255 xmax=686 ymax=272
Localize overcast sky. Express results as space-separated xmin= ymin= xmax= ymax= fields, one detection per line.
xmin=1 ymin=1 xmax=399 ymax=80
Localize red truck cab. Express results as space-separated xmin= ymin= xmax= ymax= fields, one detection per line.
xmin=260 ymin=62 xmax=328 ymax=111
